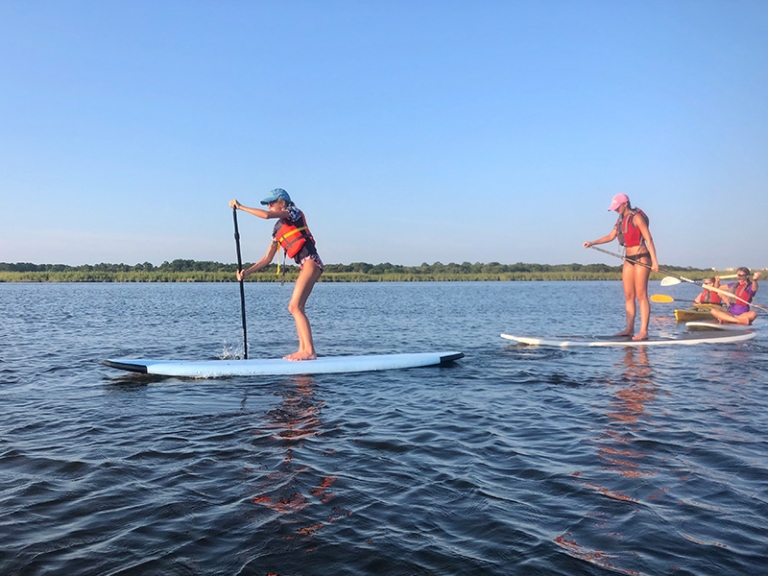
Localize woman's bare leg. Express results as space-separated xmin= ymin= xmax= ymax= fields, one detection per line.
xmin=710 ymin=308 xmax=733 ymax=324
xmin=616 ymin=260 xmax=636 ymax=336
xmin=632 ymin=259 xmax=652 ymax=340
xmin=711 ymin=308 xmax=755 ymax=325
xmin=284 ymin=260 xmax=322 ymax=361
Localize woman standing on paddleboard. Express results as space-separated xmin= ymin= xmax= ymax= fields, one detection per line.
xmin=230 ymin=189 xmax=323 ymax=361
xmin=583 ymin=193 xmax=659 ymax=340
xmin=710 ymin=268 xmax=760 ymax=325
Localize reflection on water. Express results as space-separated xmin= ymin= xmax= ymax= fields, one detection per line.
xmin=602 ymin=347 xmax=658 ymax=481
xmin=557 ymin=347 xmax=661 ymax=574
xmin=249 ymin=376 xmax=350 ymax=540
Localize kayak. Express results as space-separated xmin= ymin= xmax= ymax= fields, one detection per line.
xmin=674 ymin=304 xmax=725 ymax=322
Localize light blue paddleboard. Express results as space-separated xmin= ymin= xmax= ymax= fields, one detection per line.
xmin=104 ymin=351 xmax=464 ymax=378
xmin=501 ymin=331 xmax=755 ymax=348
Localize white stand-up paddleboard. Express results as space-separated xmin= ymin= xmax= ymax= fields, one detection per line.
xmin=686 ymin=321 xmax=760 ymax=331
xmin=500 ymin=331 xmax=755 ymax=348
xmin=104 ymin=352 xmax=464 ymax=378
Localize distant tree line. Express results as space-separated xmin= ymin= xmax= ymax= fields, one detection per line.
xmin=0 ymin=259 xmax=719 ymax=274
xmin=1 ymin=259 xmax=746 ymax=283
xmin=0 ymin=260 xmax=239 ymax=273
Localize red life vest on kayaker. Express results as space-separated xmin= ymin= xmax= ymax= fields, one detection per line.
xmin=616 ymin=208 xmax=649 ymax=247
xmin=698 ymin=289 xmax=721 ymax=304
xmin=274 ymin=210 xmax=315 ymax=259
xmin=732 ymin=282 xmax=753 ymax=306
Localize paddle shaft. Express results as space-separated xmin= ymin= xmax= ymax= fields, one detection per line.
xmin=588 ymin=245 xmax=765 ymax=312
xmin=232 ymin=207 xmax=248 ymax=359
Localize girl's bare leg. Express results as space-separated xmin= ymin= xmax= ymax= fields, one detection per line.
xmin=711 ymin=308 xmax=755 ymax=325
xmin=284 ymin=260 xmax=323 ymax=361
xmin=710 ymin=308 xmax=735 ymax=324
xmin=616 ymin=261 xmax=636 ymax=336
xmin=632 ymin=260 xmax=652 ymax=340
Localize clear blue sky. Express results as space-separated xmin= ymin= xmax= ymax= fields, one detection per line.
xmin=1 ymin=0 xmax=766 ymax=269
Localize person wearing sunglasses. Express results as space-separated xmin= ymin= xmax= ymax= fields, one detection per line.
xmin=710 ymin=267 xmax=761 ymax=325
xmin=230 ymin=189 xmax=323 ymax=361
xmin=693 ymin=278 xmax=723 ymax=305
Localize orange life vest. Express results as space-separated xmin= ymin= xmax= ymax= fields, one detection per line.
xmin=274 ymin=211 xmax=315 ymax=259
xmin=698 ymin=288 xmax=721 ymax=304
xmin=616 ymin=208 xmax=649 ymax=247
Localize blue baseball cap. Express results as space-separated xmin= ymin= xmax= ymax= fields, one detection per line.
xmin=260 ymin=188 xmax=291 ymax=205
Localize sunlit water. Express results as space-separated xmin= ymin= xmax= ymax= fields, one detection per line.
xmin=1 ymin=281 xmax=766 ymax=575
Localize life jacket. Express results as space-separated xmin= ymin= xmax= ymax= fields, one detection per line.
xmin=699 ymin=288 xmax=721 ymax=304
xmin=274 ymin=210 xmax=315 ymax=259
xmin=732 ymin=282 xmax=753 ymax=307
xmin=616 ymin=208 xmax=649 ymax=247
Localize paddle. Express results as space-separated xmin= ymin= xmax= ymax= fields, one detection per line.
xmin=588 ymin=245 xmax=693 ymax=282
xmin=651 ymin=294 xmax=693 ymax=304
xmin=650 ymin=294 xmax=721 ymax=305
xmin=588 ymin=245 xmax=765 ymax=313
xmin=662 ymin=273 xmax=737 ymax=286
xmin=660 ymin=276 xmax=684 ymax=287
xmin=232 ymin=207 xmax=248 ymax=359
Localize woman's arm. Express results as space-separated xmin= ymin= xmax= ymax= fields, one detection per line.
xmin=238 ymin=241 xmax=279 ymax=280
xmin=635 ymin=217 xmax=659 ymax=272
xmin=583 ymin=227 xmax=618 ymax=248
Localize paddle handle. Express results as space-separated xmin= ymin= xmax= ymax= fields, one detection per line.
xmin=233 ymin=207 xmax=248 ymax=359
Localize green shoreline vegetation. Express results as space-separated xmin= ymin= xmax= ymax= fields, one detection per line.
xmin=1 ymin=260 xmax=752 ymax=283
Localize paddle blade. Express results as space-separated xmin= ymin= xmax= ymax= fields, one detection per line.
xmin=660 ymin=276 xmax=682 ymax=287
xmin=651 ymin=294 xmax=675 ymax=303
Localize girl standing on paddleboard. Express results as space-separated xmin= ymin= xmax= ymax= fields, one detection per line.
xmin=583 ymin=193 xmax=659 ymax=341
xmin=230 ymin=189 xmax=323 ymax=361
xmin=710 ymin=268 xmax=760 ymax=325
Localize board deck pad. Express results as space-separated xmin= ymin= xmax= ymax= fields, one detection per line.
xmin=501 ymin=331 xmax=755 ymax=348
xmin=104 ymin=351 xmax=464 ymax=378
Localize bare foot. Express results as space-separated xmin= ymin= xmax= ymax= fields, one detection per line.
xmin=632 ymin=333 xmax=649 ymax=341
xmin=283 ymin=351 xmax=317 ymax=361
xmin=614 ymin=329 xmax=633 ymax=337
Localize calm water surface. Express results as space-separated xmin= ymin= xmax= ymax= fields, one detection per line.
xmin=1 ymin=281 xmax=767 ymax=575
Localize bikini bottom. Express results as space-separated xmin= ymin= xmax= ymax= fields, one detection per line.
xmin=625 ymin=252 xmax=650 ymax=266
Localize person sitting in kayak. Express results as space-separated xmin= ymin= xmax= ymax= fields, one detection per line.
xmin=694 ymin=278 xmax=722 ymax=305
xmin=230 ymin=189 xmax=323 ymax=361
xmin=710 ymin=268 xmax=761 ymax=325
xmin=583 ymin=193 xmax=659 ymax=341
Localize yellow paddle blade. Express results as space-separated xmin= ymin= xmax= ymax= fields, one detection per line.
xmin=651 ymin=294 xmax=675 ymax=303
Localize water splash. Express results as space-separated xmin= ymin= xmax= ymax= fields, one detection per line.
xmin=219 ymin=340 xmax=247 ymax=360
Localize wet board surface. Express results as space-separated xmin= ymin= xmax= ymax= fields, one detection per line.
xmin=104 ymin=351 xmax=464 ymax=378
xmin=500 ymin=331 xmax=755 ymax=348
